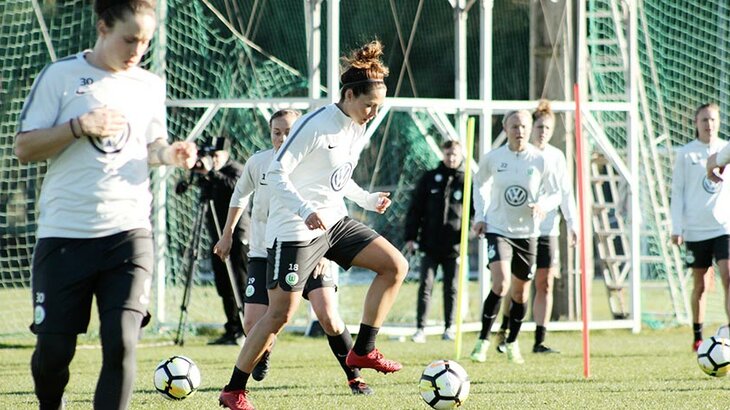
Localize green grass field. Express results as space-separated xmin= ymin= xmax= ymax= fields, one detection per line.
xmin=2 ymin=326 xmax=729 ymax=409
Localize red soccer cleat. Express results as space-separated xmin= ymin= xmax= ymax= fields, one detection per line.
xmin=219 ymin=389 xmax=255 ymax=410
xmin=345 ymin=348 xmax=402 ymax=374
xmin=693 ymin=339 xmax=703 ymax=352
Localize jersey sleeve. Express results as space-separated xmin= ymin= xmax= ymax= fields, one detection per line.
xmin=17 ymin=64 xmax=62 ymax=132
xmin=343 ymin=180 xmax=380 ymax=211
xmin=670 ymin=148 xmax=686 ymax=236
xmin=144 ymin=76 xmax=167 ymax=144
xmin=717 ymin=143 xmax=730 ymax=167
xmin=267 ymin=123 xmax=318 ymax=219
xmin=535 ymin=158 xmax=561 ymax=213
xmin=473 ymin=152 xmax=493 ymax=223
xmin=229 ymin=158 xmax=257 ymax=209
xmin=556 ymin=151 xmax=579 ymax=235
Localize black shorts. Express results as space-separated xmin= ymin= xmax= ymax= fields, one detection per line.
xmin=30 ymin=229 xmax=153 ymax=335
xmin=685 ymin=235 xmax=730 ymax=268
xmin=536 ymin=236 xmax=559 ymax=269
xmin=485 ymin=233 xmax=537 ymax=281
xmin=246 ymin=257 xmax=337 ymax=304
xmin=267 ymin=217 xmax=378 ymax=292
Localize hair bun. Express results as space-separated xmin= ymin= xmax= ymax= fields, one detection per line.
xmin=343 ymin=40 xmax=389 ymax=77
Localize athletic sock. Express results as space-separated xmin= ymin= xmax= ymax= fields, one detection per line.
xmin=328 ymin=330 xmax=359 ymax=380
xmin=506 ymin=300 xmax=526 ymax=343
xmin=479 ymin=291 xmax=503 ymax=340
xmin=224 ymin=366 xmax=250 ymax=392
xmin=353 ymin=323 xmax=379 ymax=355
xmin=535 ymin=325 xmax=547 ymax=347
xmin=693 ymin=323 xmax=703 ymax=342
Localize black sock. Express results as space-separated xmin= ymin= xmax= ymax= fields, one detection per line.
xmin=353 ymin=324 xmax=379 ymax=355
xmin=479 ymin=291 xmax=503 ymax=340
xmin=535 ymin=325 xmax=547 ymax=347
xmin=499 ymin=314 xmax=510 ymax=331
xmin=328 ymin=330 xmax=359 ymax=380
xmin=224 ymin=366 xmax=250 ymax=392
xmin=693 ymin=323 xmax=703 ymax=342
xmin=506 ymin=300 xmax=526 ymax=343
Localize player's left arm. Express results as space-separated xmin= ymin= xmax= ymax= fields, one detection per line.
xmin=343 ymin=179 xmax=391 ymax=214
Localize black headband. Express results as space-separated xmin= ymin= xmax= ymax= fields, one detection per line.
xmin=340 ymin=78 xmax=385 ymax=91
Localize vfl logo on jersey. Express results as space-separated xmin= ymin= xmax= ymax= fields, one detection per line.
xmin=504 ymin=185 xmax=528 ymax=206
xmin=330 ymin=162 xmax=354 ymax=192
xmin=686 ymin=250 xmax=695 ymax=265
xmin=89 ymin=123 xmax=131 ymax=154
xmin=702 ymin=175 xmax=721 ymax=194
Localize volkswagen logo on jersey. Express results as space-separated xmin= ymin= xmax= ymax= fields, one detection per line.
xmin=89 ymin=123 xmax=131 ymax=154
xmin=702 ymin=175 xmax=721 ymax=194
xmin=504 ymin=185 xmax=528 ymax=206
xmin=330 ymin=162 xmax=354 ymax=192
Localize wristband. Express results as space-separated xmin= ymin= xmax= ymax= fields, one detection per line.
xmin=69 ymin=118 xmax=82 ymax=139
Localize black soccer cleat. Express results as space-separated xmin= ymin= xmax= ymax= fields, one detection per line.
xmin=252 ymin=351 xmax=271 ymax=381
xmin=348 ymin=377 xmax=374 ymax=395
xmin=533 ymin=344 xmax=560 ymax=354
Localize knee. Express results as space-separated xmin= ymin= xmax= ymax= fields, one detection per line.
xmin=318 ymin=315 xmax=344 ymax=335
xmin=266 ymin=308 xmax=294 ymax=330
xmin=380 ymin=253 xmax=409 ymax=283
xmin=32 ymin=335 xmax=76 ymax=374
xmin=244 ymin=317 xmax=258 ymax=335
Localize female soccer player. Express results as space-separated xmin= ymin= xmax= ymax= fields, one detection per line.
xmin=495 ymin=101 xmax=578 ymax=354
xmin=470 ymin=110 xmax=560 ymax=365
xmin=14 ymin=1 xmax=196 ymax=408
xmin=671 ymin=103 xmax=730 ymax=351
xmin=213 ymin=109 xmax=373 ymax=395
xmin=218 ymin=41 xmax=408 ymax=409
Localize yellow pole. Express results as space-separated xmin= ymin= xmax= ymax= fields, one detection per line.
xmin=455 ymin=117 xmax=475 ymax=360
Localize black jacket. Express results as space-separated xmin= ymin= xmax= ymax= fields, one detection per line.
xmin=200 ymin=159 xmax=250 ymax=239
xmin=404 ymin=162 xmax=472 ymax=258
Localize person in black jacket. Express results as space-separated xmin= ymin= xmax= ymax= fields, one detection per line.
xmin=196 ymin=137 xmax=250 ymax=345
xmin=405 ymin=140 xmax=470 ymax=342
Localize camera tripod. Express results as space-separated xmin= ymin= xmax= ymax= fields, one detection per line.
xmin=175 ymin=198 xmax=245 ymax=346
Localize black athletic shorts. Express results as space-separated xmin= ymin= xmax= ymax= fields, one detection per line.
xmin=267 ymin=216 xmax=378 ymax=292
xmin=246 ymin=257 xmax=336 ymax=304
xmin=536 ymin=235 xmax=559 ymax=269
xmin=485 ymin=233 xmax=537 ymax=281
xmin=685 ymin=235 xmax=730 ymax=268
xmin=30 ymin=229 xmax=153 ymax=335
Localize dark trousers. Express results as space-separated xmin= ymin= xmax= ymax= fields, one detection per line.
xmin=211 ymin=231 xmax=248 ymax=336
xmin=416 ymin=253 xmax=458 ymax=329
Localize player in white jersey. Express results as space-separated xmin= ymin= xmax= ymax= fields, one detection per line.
xmin=495 ymin=101 xmax=578 ymax=354
xmin=670 ymin=103 xmax=730 ymax=351
xmin=470 ymin=110 xmax=560 ymax=365
xmin=13 ymin=1 xmax=196 ymax=408
xmin=213 ymin=110 xmax=373 ymax=395
xmin=219 ymin=41 xmax=408 ymax=410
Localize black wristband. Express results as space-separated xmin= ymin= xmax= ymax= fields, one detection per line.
xmin=69 ymin=118 xmax=82 ymax=139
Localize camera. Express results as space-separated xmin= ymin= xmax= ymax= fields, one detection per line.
xmin=175 ymin=137 xmax=229 ymax=195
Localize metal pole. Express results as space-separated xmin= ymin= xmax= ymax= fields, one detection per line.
xmin=454 ymin=0 xmax=468 ymax=140
xmin=327 ymin=0 xmax=340 ymax=104
xmin=627 ymin=0 xmax=642 ymax=334
xmin=478 ymin=0 xmax=493 ymax=309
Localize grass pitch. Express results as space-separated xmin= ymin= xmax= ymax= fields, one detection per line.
xmin=1 ymin=326 xmax=728 ymax=409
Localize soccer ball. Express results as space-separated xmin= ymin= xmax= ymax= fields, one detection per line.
xmin=716 ymin=325 xmax=729 ymax=339
xmin=153 ymin=355 xmax=202 ymax=400
xmin=697 ymin=336 xmax=730 ymax=377
xmin=419 ymin=360 xmax=470 ymax=409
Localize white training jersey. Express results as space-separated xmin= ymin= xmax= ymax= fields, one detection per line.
xmin=538 ymin=144 xmax=579 ymax=237
xmin=474 ymin=144 xmax=561 ymax=239
xmin=229 ymin=149 xmax=275 ymax=258
xmin=265 ymin=104 xmax=380 ymax=246
xmin=718 ymin=141 xmax=730 ymax=167
xmin=18 ymin=51 xmax=166 ymax=238
xmin=670 ymin=138 xmax=730 ymax=241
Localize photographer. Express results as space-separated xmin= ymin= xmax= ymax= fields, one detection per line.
xmin=194 ymin=136 xmax=250 ymax=345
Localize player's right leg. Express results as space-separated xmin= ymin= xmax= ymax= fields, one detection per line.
xmin=471 ymin=234 xmax=511 ymax=363
xmin=243 ymin=258 xmax=272 ymax=382
xmin=30 ymin=236 xmax=98 ymax=409
xmin=687 ymin=239 xmax=714 ymax=351
xmin=220 ymin=239 xmax=326 ymax=409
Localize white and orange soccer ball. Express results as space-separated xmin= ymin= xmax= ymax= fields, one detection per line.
xmin=419 ymin=359 xmax=470 ymax=409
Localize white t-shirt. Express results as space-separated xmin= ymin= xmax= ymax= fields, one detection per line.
xmin=18 ymin=51 xmax=166 ymax=238
xmin=265 ymin=104 xmax=379 ymax=246
xmin=670 ymin=138 xmax=730 ymax=241
xmin=717 ymin=141 xmax=730 ymax=167
xmin=474 ymin=144 xmax=560 ymax=239
xmin=538 ymin=144 xmax=578 ymax=237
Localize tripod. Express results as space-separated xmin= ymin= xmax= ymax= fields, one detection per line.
xmin=175 ymin=198 xmax=245 ymax=346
